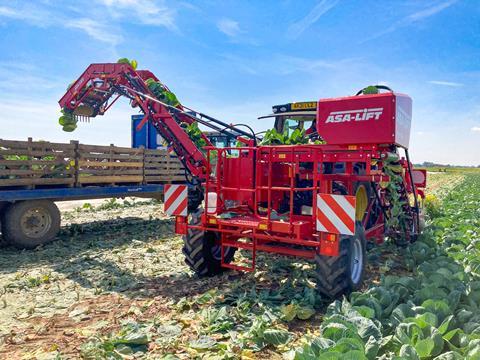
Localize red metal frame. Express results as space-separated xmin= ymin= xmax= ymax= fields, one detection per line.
xmin=193 ymin=143 xmax=424 ymax=272
xmin=59 ymin=63 xmax=211 ymax=180
xmin=58 ymin=63 xmax=426 ymax=274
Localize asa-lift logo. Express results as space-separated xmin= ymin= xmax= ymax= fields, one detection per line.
xmin=325 ymin=108 xmax=383 ymax=123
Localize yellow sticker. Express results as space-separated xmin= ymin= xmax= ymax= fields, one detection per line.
xmin=291 ymin=102 xmax=317 ymax=110
xmin=209 ymin=218 xmax=217 ymax=224
xmin=278 ymin=154 xmax=286 ymax=159
xmin=258 ymin=223 xmax=268 ymax=230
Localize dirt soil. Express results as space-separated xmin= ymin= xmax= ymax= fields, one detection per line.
xmin=0 ymin=171 xmax=451 ymax=360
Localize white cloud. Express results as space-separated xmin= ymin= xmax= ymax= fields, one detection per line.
xmin=0 ymin=6 xmax=19 ymax=17
xmin=471 ymin=127 xmax=480 ymax=132
xmin=361 ymin=0 xmax=458 ymax=43
xmin=220 ymin=53 xmax=357 ymax=76
xmin=0 ymin=62 xmax=63 ymax=94
xmin=287 ymin=0 xmax=339 ymax=39
xmin=0 ymin=5 xmax=53 ymax=26
xmin=428 ymin=80 xmax=464 ymax=87
xmin=407 ymin=0 xmax=457 ymax=21
xmin=274 ymin=55 xmax=354 ymax=75
xmin=0 ymin=4 xmax=122 ymax=45
xmin=66 ymin=18 xmax=123 ymax=45
xmin=98 ymin=0 xmax=177 ymax=30
xmin=217 ymin=18 xmax=241 ymax=38
xmin=0 ymin=0 xmax=177 ymax=47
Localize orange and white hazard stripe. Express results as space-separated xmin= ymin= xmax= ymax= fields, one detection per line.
xmin=164 ymin=184 xmax=188 ymax=216
xmin=316 ymin=193 xmax=356 ymax=236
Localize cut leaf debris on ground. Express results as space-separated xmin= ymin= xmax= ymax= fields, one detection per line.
xmin=0 ymin=171 xmax=478 ymax=359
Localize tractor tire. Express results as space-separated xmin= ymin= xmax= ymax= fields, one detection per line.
xmin=2 ymin=200 xmax=61 ymax=249
xmin=314 ymin=221 xmax=366 ymax=299
xmin=188 ymin=186 xmax=204 ymax=212
xmin=182 ymin=208 xmax=235 ymax=276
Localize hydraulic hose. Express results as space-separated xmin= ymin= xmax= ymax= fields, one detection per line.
xmin=405 ymin=149 xmax=420 ymax=240
xmin=123 ymin=85 xmax=256 ymax=140
xmin=355 ymin=85 xmax=393 ymax=96
xmin=230 ymin=124 xmax=257 ymax=146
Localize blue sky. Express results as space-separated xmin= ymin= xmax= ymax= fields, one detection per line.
xmin=0 ymin=0 xmax=479 ymax=165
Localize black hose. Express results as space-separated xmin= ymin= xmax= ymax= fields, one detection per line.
xmin=194 ymin=111 xmax=255 ymax=139
xmin=170 ymin=108 xmax=252 ymax=141
xmin=356 ymin=85 xmax=393 ymax=96
xmin=184 ymin=168 xmax=200 ymax=185
xmin=405 ymin=149 xmax=420 ymax=238
xmin=230 ymin=124 xmax=257 ymax=146
xmin=121 ymin=84 xmax=252 ymax=140
xmin=371 ymin=182 xmax=389 ymax=221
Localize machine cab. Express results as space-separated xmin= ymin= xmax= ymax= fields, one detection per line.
xmin=258 ymin=101 xmax=318 ymax=140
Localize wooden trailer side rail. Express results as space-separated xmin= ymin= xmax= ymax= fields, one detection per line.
xmin=0 ymin=138 xmax=184 ymax=188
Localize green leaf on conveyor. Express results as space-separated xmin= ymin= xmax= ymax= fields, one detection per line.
xmin=260 ymin=128 xmax=309 ymax=145
xmin=145 ymin=77 xmax=180 ymax=107
xmin=117 ymin=57 xmax=130 ymax=64
xmin=362 ymin=86 xmax=379 ymax=95
xmin=58 ymin=108 xmax=78 ymax=132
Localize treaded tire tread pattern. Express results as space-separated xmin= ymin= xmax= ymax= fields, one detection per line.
xmin=187 ymin=187 xmax=203 ymax=212
xmin=2 ymin=200 xmax=61 ymax=249
xmin=182 ymin=208 xmax=235 ymax=276
xmin=314 ymin=221 xmax=366 ymax=299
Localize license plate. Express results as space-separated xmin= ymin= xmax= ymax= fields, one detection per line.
xmin=291 ymin=102 xmax=317 ymax=110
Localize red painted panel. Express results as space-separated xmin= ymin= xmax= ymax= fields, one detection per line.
xmin=316 ymin=92 xmax=412 ymax=148
xmin=221 ymin=153 xmax=254 ymax=204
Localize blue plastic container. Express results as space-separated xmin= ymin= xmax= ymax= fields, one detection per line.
xmin=131 ymin=115 xmax=164 ymax=149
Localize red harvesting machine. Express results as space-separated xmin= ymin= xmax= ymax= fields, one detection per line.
xmin=59 ymin=64 xmax=426 ymax=298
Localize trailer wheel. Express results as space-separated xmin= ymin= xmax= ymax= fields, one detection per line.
xmin=2 ymin=200 xmax=61 ymax=249
xmin=182 ymin=208 xmax=235 ymax=276
xmin=314 ymin=222 xmax=366 ymax=299
xmin=0 ymin=202 xmax=9 ymax=246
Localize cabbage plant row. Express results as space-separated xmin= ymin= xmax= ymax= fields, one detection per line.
xmin=289 ymin=174 xmax=480 ymax=359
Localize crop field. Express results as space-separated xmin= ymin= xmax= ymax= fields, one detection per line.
xmin=0 ymin=170 xmax=479 ymax=359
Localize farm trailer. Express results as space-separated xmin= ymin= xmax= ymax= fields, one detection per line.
xmin=0 ymin=138 xmax=185 ymax=249
xmin=59 ymin=62 xmax=428 ymax=298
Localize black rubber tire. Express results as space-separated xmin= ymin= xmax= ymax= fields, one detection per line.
xmin=182 ymin=208 xmax=236 ymax=276
xmin=2 ymin=200 xmax=61 ymax=249
xmin=0 ymin=203 xmax=9 ymax=246
xmin=314 ymin=222 xmax=366 ymax=299
xmin=187 ymin=186 xmax=203 ymax=212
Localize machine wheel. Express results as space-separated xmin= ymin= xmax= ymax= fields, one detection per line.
xmin=354 ymin=182 xmax=371 ymax=222
xmin=2 ymin=200 xmax=61 ymax=249
xmin=187 ymin=186 xmax=204 ymax=212
xmin=314 ymin=222 xmax=366 ymax=299
xmin=182 ymin=208 xmax=235 ymax=276
xmin=0 ymin=202 xmax=8 ymax=246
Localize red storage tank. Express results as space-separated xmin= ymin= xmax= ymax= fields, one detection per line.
xmin=316 ymin=92 xmax=412 ymax=148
